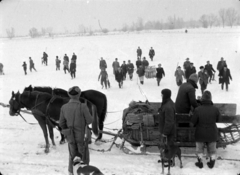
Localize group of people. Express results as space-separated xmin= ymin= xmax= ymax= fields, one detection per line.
xmin=22 ymin=57 xmax=37 ymax=75
xmin=60 ymin=53 xmax=77 ymax=79
xmin=136 ymin=46 xmax=155 ymax=61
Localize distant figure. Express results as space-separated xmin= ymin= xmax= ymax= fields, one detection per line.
xmin=22 ymin=61 xmax=27 ymax=75
xmin=137 ymin=46 xmax=142 ymax=58
xmin=121 ymin=61 xmax=127 ymax=80
xmin=71 ymin=53 xmax=77 ymax=63
xmin=29 ymin=57 xmax=37 ymax=72
xmin=198 ymin=66 xmax=209 ymax=95
xmin=183 ymin=58 xmax=191 ymax=72
xmin=185 ymin=62 xmax=196 ymax=81
xmin=136 ymin=57 xmax=142 ymax=69
xmin=205 ymin=61 xmax=215 ymax=83
xmin=64 ymin=54 xmax=69 ymax=62
xmin=42 ymin=52 xmax=48 ymax=66
xmin=137 ymin=65 xmax=145 ymax=85
xmin=112 ymin=58 xmax=120 ymax=75
xmin=149 ymin=47 xmax=155 ymax=61
xmin=56 ymin=56 xmax=61 ymax=71
xmin=115 ymin=67 xmax=124 ymax=88
xmin=142 ymin=57 xmax=149 ymax=70
xmin=98 ymin=69 xmax=109 ymax=89
xmin=127 ymin=60 xmax=134 ymax=80
xmin=185 ymin=29 xmax=188 ymax=33
xmin=70 ymin=60 xmax=76 ymax=79
xmin=218 ymin=65 xmax=232 ymax=91
xmin=156 ymin=64 xmax=165 ymax=86
xmin=174 ymin=66 xmax=185 ymax=86
xmin=63 ymin=56 xmax=70 ymax=74
xmin=99 ymin=57 xmax=107 ymax=70
xmin=217 ymin=57 xmax=227 ymax=74
xmin=0 ymin=63 xmax=4 ymax=75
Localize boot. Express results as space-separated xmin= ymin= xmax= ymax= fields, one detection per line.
xmin=207 ymin=158 xmax=215 ymax=169
xmin=195 ymin=157 xmax=203 ymax=169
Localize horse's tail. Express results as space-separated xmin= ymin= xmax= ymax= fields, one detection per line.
xmin=97 ymin=93 xmax=107 ymax=140
xmin=91 ymin=104 xmax=99 ymax=136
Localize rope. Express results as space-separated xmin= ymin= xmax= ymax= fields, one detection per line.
xmin=136 ymin=77 xmax=149 ymax=101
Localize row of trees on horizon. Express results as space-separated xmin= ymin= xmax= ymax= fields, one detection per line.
xmin=5 ymin=7 xmax=240 ymax=39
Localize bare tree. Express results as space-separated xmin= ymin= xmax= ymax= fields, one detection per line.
xmin=226 ymin=8 xmax=238 ymax=27
xmin=208 ymin=14 xmax=218 ymax=28
xmin=6 ymin=27 xmax=15 ymax=39
xmin=29 ymin=27 xmax=39 ymax=38
xmin=199 ymin=15 xmax=209 ymax=28
xmin=219 ymin=8 xmax=226 ymax=28
xmin=136 ymin=17 xmax=144 ymax=31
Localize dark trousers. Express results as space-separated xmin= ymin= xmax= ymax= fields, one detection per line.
xmin=177 ymin=80 xmax=182 ymax=86
xmin=30 ymin=66 xmax=37 ymax=72
xmin=157 ymin=78 xmax=162 ymax=86
xmin=221 ymin=81 xmax=228 ymax=90
xmin=200 ymin=82 xmax=207 ymax=94
xmin=100 ymin=79 xmax=107 ymax=88
xmin=23 ymin=68 xmax=27 ymax=75
xmin=70 ymin=71 xmax=75 ymax=78
xmin=56 ymin=66 xmax=60 ymax=70
xmin=64 ymin=66 xmax=70 ymax=74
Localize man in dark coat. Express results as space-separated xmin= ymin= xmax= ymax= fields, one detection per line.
xmin=59 ymin=86 xmax=93 ymax=175
xmin=175 ymin=73 xmax=199 ymax=114
xmin=136 ymin=46 xmax=142 ymax=58
xmin=217 ymin=57 xmax=227 ymax=74
xmin=183 ymin=58 xmax=191 ymax=72
xmin=99 ymin=57 xmax=107 ymax=70
xmin=127 ymin=60 xmax=134 ymax=80
xmin=112 ymin=58 xmax=120 ymax=75
xmin=98 ymin=69 xmax=109 ymax=89
xmin=121 ymin=61 xmax=128 ymax=80
xmin=219 ymin=65 xmax=232 ymax=91
xmin=29 ymin=57 xmax=37 ymax=72
xmin=158 ymin=89 xmax=176 ymax=146
xmin=205 ymin=61 xmax=215 ymax=83
xmin=43 ymin=52 xmax=48 ymax=66
xmin=115 ymin=67 xmax=124 ymax=88
xmin=149 ymin=47 xmax=155 ymax=61
xmin=137 ymin=65 xmax=145 ymax=84
xmin=136 ymin=57 xmax=142 ymax=69
xmin=56 ymin=56 xmax=61 ymax=71
xmin=198 ymin=66 xmax=208 ymax=95
xmin=156 ymin=64 xmax=165 ymax=86
xmin=70 ymin=60 xmax=76 ymax=79
xmin=185 ymin=63 xmax=196 ymax=80
xmin=64 ymin=54 xmax=69 ymax=62
xmin=141 ymin=57 xmax=149 ymax=69
xmin=71 ymin=53 xmax=77 ymax=63
xmin=22 ymin=61 xmax=27 ymax=75
xmin=191 ymin=91 xmax=220 ymax=169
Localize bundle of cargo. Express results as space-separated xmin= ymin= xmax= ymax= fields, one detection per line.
xmin=145 ymin=66 xmax=156 ymax=78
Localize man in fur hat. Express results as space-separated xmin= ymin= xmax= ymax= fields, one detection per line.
xmin=59 ymin=86 xmax=93 ymax=175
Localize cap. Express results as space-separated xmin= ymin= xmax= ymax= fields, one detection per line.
xmin=189 ymin=73 xmax=198 ymax=83
xmin=68 ymin=86 xmax=81 ymax=96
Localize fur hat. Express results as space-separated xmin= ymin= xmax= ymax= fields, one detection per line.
xmin=161 ymin=89 xmax=171 ymax=99
xmin=189 ymin=73 xmax=198 ymax=83
xmin=202 ymin=90 xmax=212 ymax=100
xmin=68 ymin=86 xmax=81 ymax=98
xmin=199 ymin=66 xmax=204 ymax=69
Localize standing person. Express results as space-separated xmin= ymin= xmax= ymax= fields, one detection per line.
xmin=158 ymin=89 xmax=176 ymax=146
xmin=98 ymin=69 xmax=108 ymax=89
xmin=71 ymin=53 xmax=77 ymax=63
xmin=115 ymin=67 xmax=124 ymax=88
xmin=183 ymin=58 xmax=191 ymax=73
xmin=156 ymin=64 xmax=165 ymax=86
xmin=142 ymin=57 xmax=149 ymax=70
xmin=175 ymin=73 xmax=199 ymax=114
xmin=205 ymin=61 xmax=215 ymax=83
xmin=219 ymin=65 xmax=232 ymax=91
xmin=191 ymin=91 xmax=220 ymax=169
xmin=70 ymin=60 xmax=76 ymax=79
xmin=136 ymin=57 xmax=142 ymax=69
xmin=56 ymin=56 xmax=61 ymax=71
xmin=43 ymin=52 xmax=48 ymax=66
xmin=217 ymin=57 xmax=227 ymax=74
xmin=64 ymin=54 xmax=69 ymax=62
xmin=63 ymin=54 xmax=70 ymax=74
xmin=59 ymin=86 xmax=93 ymax=175
xmin=112 ymin=58 xmax=120 ymax=75
xmin=198 ymin=66 xmax=209 ymax=94
xmin=127 ymin=60 xmax=134 ymax=80
xmin=174 ymin=66 xmax=185 ymax=86
xmin=137 ymin=65 xmax=145 ymax=84
xmin=22 ymin=61 xmax=27 ymax=75
xmin=137 ymin=46 xmax=142 ymax=58
xmin=99 ymin=57 xmax=107 ymax=70
xmin=29 ymin=57 xmax=37 ymax=72
xmin=185 ymin=63 xmax=196 ymax=81
xmin=121 ymin=61 xmax=127 ymax=80
xmin=149 ymin=47 xmax=155 ymax=61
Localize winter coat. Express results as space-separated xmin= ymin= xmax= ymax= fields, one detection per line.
xmin=219 ymin=68 xmax=232 ymax=84
xmin=112 ymin=61 xmax=120 ymax=71
xmin=175 ymin=80 xmax=198 ymax=113
xmin=127 ymin=63 xmax=134 ymax=74
xmin=156 ymin=67 xmax=165 ymax=79
xmin=59 ymin=99 xmax=93 ymax=143
xmin=185 ymin=66 xmax=196 ymax=79
xmin=149 ymin=49 xmax=155 ymax=57
xmin=70 ymin=62 xmax=76 ymax=72
xmin=121 ymin=64 xmax=128 ymax=74
xmin=136 ymin=60 xmax=142 ymax=68
xmin=43 ymin=52 xmax=48 ymax=59
xmin=198 ymin=71 xmax=209 ymax=85
xmin=99 ymin=60 xmax=107 ymax=70
xmin=22 ymin=63 xmax=27 ymax=70
xmin=29 ymin=59 xmax=34 ymax=68
xmin=63 ymin=60 xmax=69 ymax=67
xmin=137 ymin=67 xmax=145 ymax=77
xmin=191 ymin=100 xmax=220 ymax=142
xmin=175 ymin=69 xmax=185 ymax=82
xmin=137 ymin=48 xmax=142 ymax=56
xmin=217 ymin=61 xmax=227 ymax=72
xmin=142 ymin=60 xmax=149 ymax=69
xmin=71 ymin=54 xmax=77 ymax=62
xmin=205 ymin=64 xmax=215 ymax=76
xmin=98 ymin=70 xmax=108 ymax=81
xmin=115 ymin=70 xmax=124 ymax=82
xmin=56 ymin=59 xmax=61 ymax=66
xmin=64 ymin=55 xmax=69 ymax=62
xmin=183 ymin=61 xmax=190 ymax=70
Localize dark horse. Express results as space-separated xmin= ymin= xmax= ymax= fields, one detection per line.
xmin=9 ymin=91 xmax=99 ymax=153
xmin=24 ymin=85 xmax=107 ymax=141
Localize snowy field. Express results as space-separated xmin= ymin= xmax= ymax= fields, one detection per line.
xmin=0 ymin=28 xmax=240 ymax=175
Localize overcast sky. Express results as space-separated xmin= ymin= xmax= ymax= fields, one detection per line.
xmin=0 ymin=0 xmax=239 ymax=36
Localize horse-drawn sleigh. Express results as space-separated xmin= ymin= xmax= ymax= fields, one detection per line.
xmin=7 ymin=85 xmax=240 ymax=154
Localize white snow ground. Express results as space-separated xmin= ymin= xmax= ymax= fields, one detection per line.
xmin=0 ymin=28 xmax=240 ymax=175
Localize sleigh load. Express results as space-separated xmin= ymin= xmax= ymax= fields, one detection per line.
xmin=145 ymin=66 xmax=156 ymax=78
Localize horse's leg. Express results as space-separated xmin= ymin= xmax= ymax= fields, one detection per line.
xmin=57 ymin=126 xmax=66 ymax=144
xmin=47 ymin=123 xmax=56 ymax=147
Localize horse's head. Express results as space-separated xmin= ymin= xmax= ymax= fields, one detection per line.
xmin=23 ymin=85 xmax=33 ymax=92
xmin=9 ymin=91 xmax=22 ymax=116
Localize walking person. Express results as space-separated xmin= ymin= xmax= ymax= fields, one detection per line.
xmin=22 ymin=61 xmax=27 ymax=75
xmin=99 ymin=57 xmax=107 ymax=71
xmin=70 ymin=60 xmax=76 ymax=79
xmin=198 ymin=66 xmax=209 ymax=94
xmin=112 ymin=58 xmax=120 ymax=75
xmin=59 ymin=86 xmax=93 ymax=175
xmin=121 ymin=61 xmax=127 ymax=80
xmin=98 ymin=69 xmax=108 ymax=89
xmin=156 ymin=64 xmax=165 ymax=86
xmin=219 ymin=65 xmax=232 ymax=91
xmin=185 ymin=62 xmax=196 ymax=81
xmin=183 ymin=58 xmax=191 ymax=73
xmin=217 ymin=57 xmax=227 ymax=74
xmin=63 ymin=57 xmax=70 ymax=74
xmin=137 ymin=46 xmax=142 ymax=58
xmin=43 ymin=52 xmax=48 ymax=66
xmin=127 ymin=60 xmax=134 ymax=80
xmin=149 ymin=47 xmax=155 ymax=61
xmin=71 ymin=53 xmax=77 ymax=63
xmin=142 ymin=57 xmax=149 ymax=70
xmin=56 ymin=56 xmax=61 ymax=71
xmin=174 ymin=66 xmax=185 ymax=86
xmin=29 ymin=57 xmax=37 ymax=72
xmin=136 ymin=57 xmax=142 ymax=69
xmin=115 ymin=67 xmax=124 ymax=88
xmin=191 ymin=90 xmax=220 ymax=169
xmin=137 ymin=65 xmax=145 ymax=85
xmin=205 ymin=61 xmax=215 ymax=83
